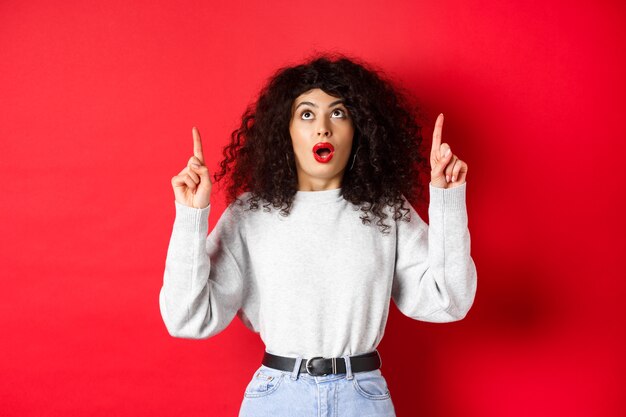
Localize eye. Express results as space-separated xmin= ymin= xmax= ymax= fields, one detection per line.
xmin=331 ymin=109 xmax=346 ymax=118
xmin=301 ymin=110 xmax=314 ymax=120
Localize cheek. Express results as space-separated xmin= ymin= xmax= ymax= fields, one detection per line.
xmin=340 ymin=126 xmax=355 ymax=151
xmin=289 ymin=127 xmax=309 ymax=156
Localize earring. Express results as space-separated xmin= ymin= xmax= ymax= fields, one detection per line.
xmin=348 ymin=144 xmax=361 ymax=171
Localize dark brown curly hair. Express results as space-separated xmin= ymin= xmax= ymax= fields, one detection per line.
xmin=212 ymin=52 xmax=429 ymax=235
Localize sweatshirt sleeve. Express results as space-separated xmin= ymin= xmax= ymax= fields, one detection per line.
xmin=158 ymin=200 xmax=247 ymax=339
xmin=391 ymin=182 xmax=477 ymax=322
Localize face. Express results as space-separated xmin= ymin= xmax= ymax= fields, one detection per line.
xmin=289 ymin=88 xmax=355 ymax=191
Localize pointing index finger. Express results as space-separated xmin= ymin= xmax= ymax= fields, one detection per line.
xmin=192 ymin=126 xmax=205 ymax=164
xmin=431 ymin=113 xmax=444 ymax=158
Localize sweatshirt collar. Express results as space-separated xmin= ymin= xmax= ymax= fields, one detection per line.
xmin=293 ymin=187 xmax=344 ymax=203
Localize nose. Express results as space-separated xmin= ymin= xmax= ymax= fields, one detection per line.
xmin=317 ymin=119 xmax=331 ymax=137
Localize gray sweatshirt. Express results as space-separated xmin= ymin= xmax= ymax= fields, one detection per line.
xmin=159 ymin=182 xmax=477 ymax=359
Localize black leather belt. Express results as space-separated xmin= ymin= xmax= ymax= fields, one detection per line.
xmin=262 ymin=350 xmax=382 ymax=376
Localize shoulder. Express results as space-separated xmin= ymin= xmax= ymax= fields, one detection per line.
xmin=206 ymin=195 xmax=252 ymax=266
xmin=209 ymin=192 xmax=253 ymax=240
xmin=385 ymin=193 xmax=420 ymax=222
xmin=216 ymin=190 xmax=273 ymax=232
xmin=228 ymin=191 xmax=252 ymax=212
xmin=393 ymin=193 xmax=428 ymax=243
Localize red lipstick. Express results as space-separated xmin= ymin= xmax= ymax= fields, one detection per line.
xmin=313 ymin=142 xmax=335 ymax=163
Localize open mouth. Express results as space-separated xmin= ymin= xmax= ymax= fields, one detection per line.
xmin=313 ymin=142 xmax=335 ymax=163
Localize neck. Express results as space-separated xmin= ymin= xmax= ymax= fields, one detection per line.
xmin=296 ymin=177 xmax=343 ymax=192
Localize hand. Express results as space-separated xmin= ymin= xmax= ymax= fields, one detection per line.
xmin=171 ymin=127 xmax=212 ymax=209
xmin=430 ymin=113 xmax=468 ymax=189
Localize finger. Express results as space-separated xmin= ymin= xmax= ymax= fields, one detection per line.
xmin=431 ymin=150 xmax=448 ymax=176
xmin=186 ymin=166 xmax=200 ymax=184
xmin=431 ymin=113 xmax=444 ymax=158
xmin=439 ymin=143 xmax=451 ymax=162
xmin=456 ymin=161 xmax=468 ymax=183
xmin=192 ymin=127 xmax=205 ymax=164
xmin=190 ymin=163 xmax=212 ymax=188
xmin=183 ymin=174 xmax=196 ymax=191
xmin=451 ymin=159 xmax=466 ymax=182
xmin=172 ymin=173 xmax=187 ymax=188
xmin=171 ymin=167 xmax=189 ymax=188
xmin=445 ymin=155 xmax=458 ymax=182
xmin=188 ymin=155 xmax=204 ymax=167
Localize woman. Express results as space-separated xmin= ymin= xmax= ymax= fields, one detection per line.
xmin=160 ymin=54 xmax=477 ymax=416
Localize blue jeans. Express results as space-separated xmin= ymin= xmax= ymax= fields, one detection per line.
xmin=238 ymin=353 xmax=397 ymax=417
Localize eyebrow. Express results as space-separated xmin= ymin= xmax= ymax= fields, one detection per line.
xmin=294 ymin=99 xmax=345 ymax=111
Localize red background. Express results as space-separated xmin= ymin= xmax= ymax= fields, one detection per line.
xmin=1 ymin=1 xmax=624 ymax=416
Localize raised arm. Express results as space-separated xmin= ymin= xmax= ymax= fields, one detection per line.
xmin=159 ymin=201 xmax=248 ymax=338
xmin=392 ymin=183 xmax=477 ymax=322
xmin=159 ymin=127 xmax=248 ymax=338
xmin=391 ymin=114 xmax=477 ymax=322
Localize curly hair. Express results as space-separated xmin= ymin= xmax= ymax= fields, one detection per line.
xmin=212 ymin=52 xmax=430 ymax=235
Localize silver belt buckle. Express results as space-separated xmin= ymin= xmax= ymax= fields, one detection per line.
xmin=305 ymin=356 xmax=337 ymax=376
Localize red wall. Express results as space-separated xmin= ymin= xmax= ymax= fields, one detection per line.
xmin=1 ymin=1 xmax=624 ymax=416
